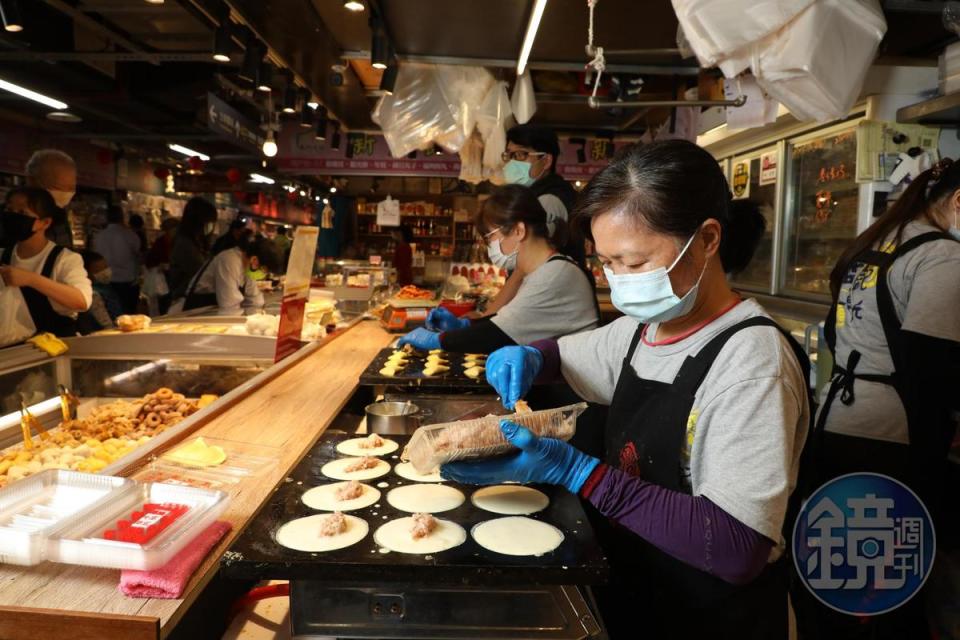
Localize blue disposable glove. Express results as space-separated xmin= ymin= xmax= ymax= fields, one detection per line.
xmin=441 ymin=420 xmax=600 ymax=494
xmin=397 ymin=327 xmax=441 ymax=351
xmin=485 ymin=346 xmax=543 ymax=409
xmin=425 ymin=306 xmax=470 ymax=332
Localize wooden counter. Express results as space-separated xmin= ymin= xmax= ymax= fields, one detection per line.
xmin=0 ymin=320 xmax=394 ymax=640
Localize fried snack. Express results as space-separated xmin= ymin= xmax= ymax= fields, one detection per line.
xmin=117 ymin=314 xmax=151 ymax=332
xmin=396 ymin=285 xmax=433 ymax=300
xmin=319 ymin=512 xmax=348 ymax=536
xmin=410 ymin=512 xmax=438 ymax=539
xmin=336 ymin=480 xmax=364 ymax=501
xmin=514 ymin=399 xmax=532 ymax=414
xmin=344 ymin=456 xmax=379 ymax=472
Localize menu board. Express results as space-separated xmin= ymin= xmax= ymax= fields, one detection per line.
xmin=730 ymin=151 xmax=777 ymax=291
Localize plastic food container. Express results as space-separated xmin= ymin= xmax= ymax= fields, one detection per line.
xmin=439 ymin=300 xmax=476 ymax=317
xmin=402 ymin=402 xmax=587 ymax=473
xmin=0 ymin=470 xmax=136 ymax=566
xmin=50 ymin=482 xmax=228 ymax=570
xmin=157 ymin=437 xmax=280 ymax=480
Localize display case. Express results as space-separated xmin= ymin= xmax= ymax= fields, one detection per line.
xmin=729 ymin=147 xmax=780 ymax=292
xmin=781 ymin=126 xmax=860 ymax=298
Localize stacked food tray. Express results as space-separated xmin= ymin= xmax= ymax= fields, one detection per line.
xmin=220 ymin=432 xmax=608 ymax=586
xmin=359 ymin=348 xmax=488 ymax=388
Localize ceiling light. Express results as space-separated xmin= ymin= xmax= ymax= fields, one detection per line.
xmin=145 ymin=0 xmax=165 ymax=4
xmin=299 ymin=189 xmax=306 ymax=197
xmin=323 ymin=198 xmax=330 ymax=205
xmin=343 ymin=0 xmax=364 ymax=11
xmin=262 ymin=131 xmax=278 ymax=157
xmin=516 ymin=0 xmax=548 ymax=75
xmin=0 ymin=0 xmax=22 ymax=32
xmin=307 ymin=100 xmax=319 ymax=109
xmin=314 ymin=106 xmax=327 ymax=141
xmin=329 ymin=186 xmax=337 ymax=193
xmin=315 ymin=195 xmax=321 ymax=201
xmin=239 ymin=39 xmax=262 ymax=83
xmin=212 ymin=22 xmax=233 ymax=62
xmin=371 ymin=32 xmax=389 ymax=70
xmin=256 ymin=61 xmax=273 ymax=92
xmin=330 ymin=127 xmax=341 ymax=151
xmin=379 ymin=57 xmax=399 ymax=95
xmin=300 ymin=101 xmax=313 ymax=128
xmin=0 ymin=78 xmax=67 ymax=110
xmin=282 ymin=84 xmax=297 ymax=114
xmin=46 ymin=111 xmax=82 ymax=123
xmin=168 ymin=143 xmax=210 ymax=161
xmin=249 ymin=173 xmax=275 ymax=184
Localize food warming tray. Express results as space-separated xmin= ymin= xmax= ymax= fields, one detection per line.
xmin=220 ymin=433 xmax=609 ymax=587
xmin=358 ymin=348 xmax=488 ymax=389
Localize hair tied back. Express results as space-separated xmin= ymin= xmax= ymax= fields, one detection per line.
xmin=931 ymin=157 xmax=954 ymax=181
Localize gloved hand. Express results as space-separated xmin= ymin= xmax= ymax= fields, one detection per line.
xmin=397 ymin=327 xmax=441 ymax=351
xmin=441 ymin=420 xmax=600 ymax=493
xmin=425 ymin=306 xmax=470 ymax=332
xmin=485 ymin=346 xmax=543 ymax=409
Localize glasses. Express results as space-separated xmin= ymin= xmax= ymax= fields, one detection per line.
xmin=501 ymin=149 xmax=546 ymax=163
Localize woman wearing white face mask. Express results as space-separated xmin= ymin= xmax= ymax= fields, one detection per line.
xmin=442 ymin=141 xmax=811 ymax=639
xmin=168 ymin=196 xmax=218 ymax=301
xmin=398 ymin=185 xmax=598 ymax=354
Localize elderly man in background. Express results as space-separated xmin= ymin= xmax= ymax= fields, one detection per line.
xmin=25 ymin=149 xmax=77 ymax=248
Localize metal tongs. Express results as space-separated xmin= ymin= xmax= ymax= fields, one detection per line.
xmin=58 ymin=384 xmax=79 ymax=422
xmin=19 ymin=398 xmax=50 ymax=450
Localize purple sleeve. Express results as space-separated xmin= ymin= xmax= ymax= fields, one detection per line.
xmin=529 ymin=338 xmax=563 ymax=384
xmin=582 ymin=465 xmax=773 ymax=585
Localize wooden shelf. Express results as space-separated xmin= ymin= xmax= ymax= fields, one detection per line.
xmin=897 ymin=92 xmax=960 ymax=125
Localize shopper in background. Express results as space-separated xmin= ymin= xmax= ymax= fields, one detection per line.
xmin=77 ymin=250 xmax=122 ymax=333
xmin=128 ymin=213 xmax=148 ymax=255
xmin=211 ymin=219 xmax=247 ymax=255
xmin=24 ymin=149 xmax=77 ymax=248
xmin=168 ymin=196 xmax=217 ymax=299
xmin=794 ymin=158 xmax=960 ymax=640
xmin=92 ymin=205 xmax=141 ymax=314
xmin=273 ymin=225 xmax=292 ymax=270
xmin=391 ymin=224 xmax=414 ymax=285
xmin=145 ymin=217 xmax=179 ymax=314
xmin=0 ymin=187 xmax=91 ymax=342
xmin=173 ymin=235 xmax=280 ymax=314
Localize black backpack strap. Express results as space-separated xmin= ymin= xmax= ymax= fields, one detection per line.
xmin=41 ymin=245 xmax=65 ymax=278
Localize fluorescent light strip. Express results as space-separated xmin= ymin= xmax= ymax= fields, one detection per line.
xmin=168 ymin=143 xmax=210 ymax=161
xmin=516 ymin=0 xmax=548 ymax=76
xmin=249 ymin=173 xmax=275 ymax=184
xmin=0 ymin=78 xmax=68 ymax=110
xmin=0 ymin=397 xmax=62 ymax=431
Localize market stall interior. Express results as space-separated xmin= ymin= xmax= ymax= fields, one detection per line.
xmin=0 ymin=0 xmax=958 ymax=639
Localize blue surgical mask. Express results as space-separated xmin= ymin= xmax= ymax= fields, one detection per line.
xmin=604 ymin=232 xmax=705 ymax=324
xmin=503 ymin=159 xmax=536 ymax=186
xmin=487 ymin=238 xmax=518 ymax=271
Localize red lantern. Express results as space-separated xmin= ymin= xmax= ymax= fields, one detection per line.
xmin=188 ymin=156 xmax=204 ymax=172
xmin=286 ymin=191 xmax=297 ymax=202
xmin=96 ymin=149 xmax=113 ymax=165
xmin=154 ymin=167 xmax=170 ymax=180
xmin=226 ymin=167 xmax=243 ymax=184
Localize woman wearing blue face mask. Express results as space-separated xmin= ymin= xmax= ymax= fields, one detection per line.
xmin=442 ymin=140 xmax=811 ymax=639
xmin=398 ymin=185 xmax=598 ymax=354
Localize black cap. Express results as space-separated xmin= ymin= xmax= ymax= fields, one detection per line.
xmin=506 ymin=124 xmax=560 ymax=162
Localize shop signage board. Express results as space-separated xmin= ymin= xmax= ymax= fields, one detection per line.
xmin=275 ymin=225 xmax=320 ymax=362
xmin=731 ymin=160 xmax=751 ymax=199
xmin=207 ymin=93 xmax=264 ymax=151
xmin=759 ymin=152 xmax=778 ymax=186
xmin=277 ymin=126 xmax=614 ymax=180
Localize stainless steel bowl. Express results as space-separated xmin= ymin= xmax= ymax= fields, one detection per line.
xmin=365 ymin=401 xmax=421 ymax=435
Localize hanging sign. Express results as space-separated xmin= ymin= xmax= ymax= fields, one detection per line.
xmin=275 ymin=225 xmax=320 ymax=362
xmin=759 ymin=152 xmax=778 ymax=186
xmin=731 ymin=160 xmax=751 ymax=199
xmin=376 ymin=196 xmax=401 ymax=227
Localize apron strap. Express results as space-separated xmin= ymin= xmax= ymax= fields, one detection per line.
xmin=17 ymin=245 xmax=77 ymax=337
xmin=624 ymin=322 xmax=645 ymax=365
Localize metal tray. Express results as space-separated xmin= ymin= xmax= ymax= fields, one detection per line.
xmin=359 ymin=348 xmax=489 ymax=389
xmin=221 ymin=433 xmax=609 ymax=587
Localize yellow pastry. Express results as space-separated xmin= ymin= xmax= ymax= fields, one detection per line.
xmin=423 ymin=364 xmax=450 ymax=377
xmin=163 ymin=437 xmax=227 ymax=467
xmin=464 ymin=366 xmax=485 ymax=379
xmin=380 ymin=366 xmax=400 ymax=377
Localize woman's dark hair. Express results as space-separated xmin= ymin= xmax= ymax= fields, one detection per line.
xmin=476 ymin=184 xmax=564 ymax=247
xmin=396 ymin=224 xmax=413 ymax=244
xmin=128 ymin=213 xmax=144 ymax=229
xmin=177 ymin=196 xmax=217 ymax=248
xmin=574 ymin=140 xmax=761 ymax=273
xmin=829 ymin=158 xmax=960 ymax=298
xmin=5 ymin=187 xmax=58 ymax=220
xmin=240 ymin=235 xmax=281 ymax=273
xmin=721 ymin=200 xmax=766 ymax=275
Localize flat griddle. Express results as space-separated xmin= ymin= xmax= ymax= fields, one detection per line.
xmin=358 ymin=347 xmax=489 ymax=389
xmin=221 ymin=433 xmax=609 ymax=587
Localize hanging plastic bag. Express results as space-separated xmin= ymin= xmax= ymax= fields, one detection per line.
xmin=0 ymin=285 xmax=34 ymax=348
xmin=372 ymin=64 xmax=461 ymax=157
xmin=459 ymin=130 xmax=485 ymax=185
xmin=376 ymin=195 xmax=400 ymax=227
xmin=510 ymin=71 xmax=537 ymax=124
xmin=477 ymin=81 xmax=513 ymax=172
xmin=724 ymin=75 xmax=779 ymax=130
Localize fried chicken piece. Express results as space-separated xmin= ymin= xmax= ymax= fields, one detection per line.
xmin=344 ymin=456 xmax=379 ymax=472
xmin=410 ymin=512 xmax=437 ymax=539
xmin=357 ymin=433 xmax=385 ymax=449
xmin=319 ymin=511 xmax=347 ymax=536
xmin=335 ymin=480 xmax=364 ymax=501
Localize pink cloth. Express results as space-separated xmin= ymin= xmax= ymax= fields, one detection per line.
xmin=119 ymin=520 xmax=232 ymax=599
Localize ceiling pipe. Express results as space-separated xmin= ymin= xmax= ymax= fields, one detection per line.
xmin=587 ymin=95 xmax=747 ymax=109
xmin=41 ymin=0 xmax=162 ymax=65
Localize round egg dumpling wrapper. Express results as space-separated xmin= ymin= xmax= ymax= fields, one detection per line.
xmin=394 ymin=462 xmax=445 ymax=483
xmin=374 ymin=517 xmax=465 ymax=554
xmin=472 ymin=516 xmax=564 ymax=556
xmin=471 ymin=485 xmax=549 ymax=515
xmin=302 ymin=481 xmax=381 ymax=511
xmin=275 ymin=514 xmax=368 ymax=552
xmin=386 ymin=484 xmax=465 ymax=513
xmin=321 ymin=457 xmax=391 ymax=481
xmin=336 ymin=436 xmax=399 ymax=457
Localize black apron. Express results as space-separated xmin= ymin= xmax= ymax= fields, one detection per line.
xmin=594 ymin=315 xmax=809 ymax=640
xmin=1 ymin=245 xmax=78 ymax=337
xmin=182 ymin=257 xmax=218 ymax=311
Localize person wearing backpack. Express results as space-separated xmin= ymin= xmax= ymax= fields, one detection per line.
xmin=795 ymin=158 xmax=960 ymax=639
xmin=442 ymin=141 xmax=811 ymax=639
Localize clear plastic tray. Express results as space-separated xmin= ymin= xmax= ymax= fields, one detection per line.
xmin=402 ymin=402 xmax=588 ymax=474
xmin=51 ymin=482 xmax=228 ymax=570
xmin=0 ymin=470 xmax=136 ymax=566
xmin=157 ymin=437 xmax=279 ymax=479
xmin=137 ymin=465 xmax=232 ymax=490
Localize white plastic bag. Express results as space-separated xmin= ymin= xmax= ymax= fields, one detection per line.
xmin=458 ymin=130 xmax=484 ymax=184
xmin=724 ymin=75 xmax=779 ymax=130
xmin=510 ymin=71 xmax=537 ymax=124
xmin=476 ymin=81 xmax=513 ymax=172
xmin=0 ymin=285 xmax=33 ymax=348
